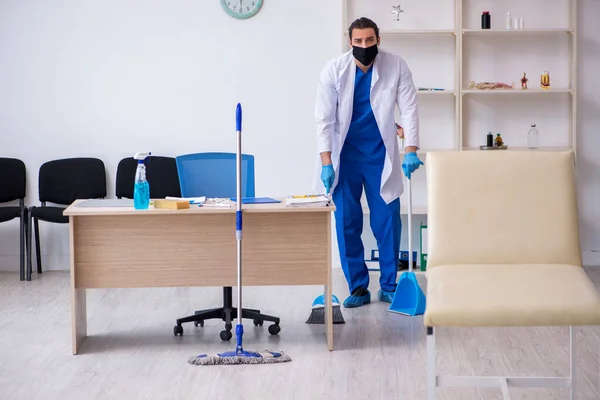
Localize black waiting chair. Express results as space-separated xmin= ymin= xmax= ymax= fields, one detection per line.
xmin=115 ymin=155 xmax=181 ymax=199
xmin=27 ymin=158 xmax=106 ymax=281
xmin=0 ymin=158 xmax=27 ymax=281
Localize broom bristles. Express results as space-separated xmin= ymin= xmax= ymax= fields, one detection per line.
xmin=305 ymin=305 xmax=345 ymax=324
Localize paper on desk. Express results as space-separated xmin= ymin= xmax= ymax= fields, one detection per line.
xmin=75 ymin=199 xmax=134 ymax=207
xmin=285 ymin=194 xmax=331 ymax=207
xmin=165 ymin=196 xmax=206 ymax=204
xmin=202 ymin=198 xmax=236 ymax=207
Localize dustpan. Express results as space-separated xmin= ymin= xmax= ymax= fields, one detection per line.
xmin=388 ymin=175 xmax=426 ymax=316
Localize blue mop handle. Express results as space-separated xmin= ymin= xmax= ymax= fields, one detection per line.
xmin=235 ymin=102 xmax=244 ymax=354
xmin=236 ymin=102 xmax=242 ymax=229
xmin=235 ymin=102 xmax=242 ymax=243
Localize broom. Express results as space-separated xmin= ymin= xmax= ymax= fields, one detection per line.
xmin=188 ymin=103 xmax=291 ymax=366
xmin=305 ymin=294 xmax=345 ymax=324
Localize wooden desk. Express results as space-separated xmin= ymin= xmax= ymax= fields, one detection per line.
xmin=64 ymin=199 xmax=335 ymax=354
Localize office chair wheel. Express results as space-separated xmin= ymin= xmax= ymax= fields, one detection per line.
xmin=194 ymin=320 xmax=204 ymax=327
xmin=220 ymin=330 xmax=232 ymax=341
xmin=253 ymin=319 xmax=263 ymax=327
xmin=173 ymin=325 xmax=183 ymax=336
xmin=268 ymin=324 xmax=280 ymax=335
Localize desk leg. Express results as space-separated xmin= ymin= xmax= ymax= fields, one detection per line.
xmin=324 ymin=215 xmax=333 ymax=351
xmin=70 ymin=216 xmax=87 ymax=355
xmin=71 ymin=288 xmax=87 ymax=354
xmin=324 ymin=282 xmax=333 ymax=350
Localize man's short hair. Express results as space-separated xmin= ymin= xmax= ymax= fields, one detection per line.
xmin=348 ymin=17 xmax=380 ymax=39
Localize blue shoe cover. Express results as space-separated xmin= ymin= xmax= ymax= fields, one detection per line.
xmin=343 ymin=290 xmax=371 ymax=308
xmin=377 ymin=289 xmax=395 ymax=303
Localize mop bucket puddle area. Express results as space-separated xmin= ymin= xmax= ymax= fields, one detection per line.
xmin=389 ymin=272 xmax=426 ymax=316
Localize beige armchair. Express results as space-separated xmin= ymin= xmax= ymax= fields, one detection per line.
xmin=424 ymin=150 xmax=600 ymax=400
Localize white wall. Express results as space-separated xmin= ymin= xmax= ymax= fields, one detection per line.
xmin=0 ymin=0 xmax=598 ymax=272
xmin=0 ymin=0 xmax=342 ymax=271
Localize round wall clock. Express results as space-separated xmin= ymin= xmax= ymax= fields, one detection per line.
xmin=220 ymin=0 xmax=263 ymax=19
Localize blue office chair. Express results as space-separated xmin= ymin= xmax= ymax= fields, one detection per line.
xmin=173 ymin=152 xmax=281 ymax=341
xmin=176 ymin=152 xmax=255 ymax=198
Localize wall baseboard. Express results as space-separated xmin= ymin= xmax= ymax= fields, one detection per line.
xmin=0 ymin=254 xmax=70 ymax=272
xmin=0 ymin=255 xmax=19 ymax=273
xmin=583 ymin=251 xmax=600 ymax=267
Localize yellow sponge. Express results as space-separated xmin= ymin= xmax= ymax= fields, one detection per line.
xmin=153 ymin=199 xmax=190 ymax=210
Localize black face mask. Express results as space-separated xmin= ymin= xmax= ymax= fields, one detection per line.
xmin=352 ymin=43 xmax=378 ymax=66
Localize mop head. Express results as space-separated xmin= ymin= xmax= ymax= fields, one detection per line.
xmin=188 ymin=349 xmax=291 ymax=366
xmin=306 ymin=294 xmax=345 ymax=324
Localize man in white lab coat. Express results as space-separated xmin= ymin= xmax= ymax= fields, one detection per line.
xmin=314 ymin=17 xmax=423 ymax=308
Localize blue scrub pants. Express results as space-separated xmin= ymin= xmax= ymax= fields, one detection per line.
xmin=332 ymin=159 xmax=401 ymax=294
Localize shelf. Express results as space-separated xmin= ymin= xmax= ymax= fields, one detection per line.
xmin=342 ymin=0 xmax=577 ymax=186
xmin=343 ymin=29 xmax=456 ymax=36
xmin=462 ymin=88 xmax=574 ymax=95
xmin=382 ymin=29 xmax=456 ymax=35
xmin=362 ymin=204 xmax=428 ymax=215
xmin=462 ymin=147 xmax=572 ymax=152
xmin=397 ymin=149 xmax=456 ymax=155
xmin=365 ymin=260 xmax=427 ymax=274
xmin=462 ymin=28 xmax=574 ymax=35
xmin=417 ymin=90 xmax=456 ymax=95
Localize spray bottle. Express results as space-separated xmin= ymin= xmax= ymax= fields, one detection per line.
xmin=133 ymin=152 xmax=151 ymax=210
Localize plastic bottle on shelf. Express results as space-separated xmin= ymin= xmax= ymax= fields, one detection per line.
xmin=481 ymin=11 xmax=491 ymax=29
xmin=527 ymin=125 xmax=540 ymax=149
xmin=506 ymin=12 xmax=512 ymax=30
xmin=133 ymin=152 xmax=151 ymax=210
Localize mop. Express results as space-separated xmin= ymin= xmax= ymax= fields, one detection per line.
xmin=388 ymin=175 xmax=426 ymax=316
xmin=188 ymin=103 xmax=291 ymax=366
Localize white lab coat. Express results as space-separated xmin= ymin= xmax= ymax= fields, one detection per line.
xmin=313 ymin=48 xmax=419 ymax=204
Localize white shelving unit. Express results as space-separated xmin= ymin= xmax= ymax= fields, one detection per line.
xmin=342 ymin=0 xmax=461 ymax=154
xmin=341 ymin=0 xmax=578 ymax=155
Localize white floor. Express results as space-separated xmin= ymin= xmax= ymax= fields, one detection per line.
xmin=1 ymin=269 xmax=599 ymax=400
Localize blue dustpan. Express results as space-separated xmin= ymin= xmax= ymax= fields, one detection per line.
xmin=389 ymin=271 xmax=426 ymax=315
xmin=388 ymin=176 xmax=426 ymax=316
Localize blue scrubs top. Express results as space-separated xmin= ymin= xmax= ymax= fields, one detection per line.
xmin=340 ymin=66 xmax=386 ymax=165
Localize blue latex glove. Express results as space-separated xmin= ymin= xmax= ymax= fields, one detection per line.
xmin=402 ymin=152 xmax=424 ymax=179
xmin=321 ymin=164 xmax=334 ymax=194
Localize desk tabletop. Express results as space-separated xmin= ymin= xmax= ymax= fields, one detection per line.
xmin=63 ymin=199 xmax=336 ymax=216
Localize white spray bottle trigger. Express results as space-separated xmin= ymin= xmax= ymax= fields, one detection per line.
xmin=133 ymin=152 xmax=151 ymax=160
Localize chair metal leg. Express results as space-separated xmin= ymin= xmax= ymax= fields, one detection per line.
xmin=427 ymin=326 xmax=436 ymax=400
xmin=26 ymin=208 xmax=33 ymax=281
xmin=19 ymin=208 xmax=25 ymax=282
xmin=431 ymin=326 xmax=577 ymax=400
xmin=174 ymin=286 xmax=280 ymax=340
xmin=177 ymin=308 xmax=224 ymax=325
xmin=34 ymin=217 xmax=42 ymax=274
xmin=240 ymin=309 xmax=279 ymax=325
xmin=570 ymin=326 xmax=577 ymax=400
xmin=194 ymin=308 xmax=222 ymax=316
